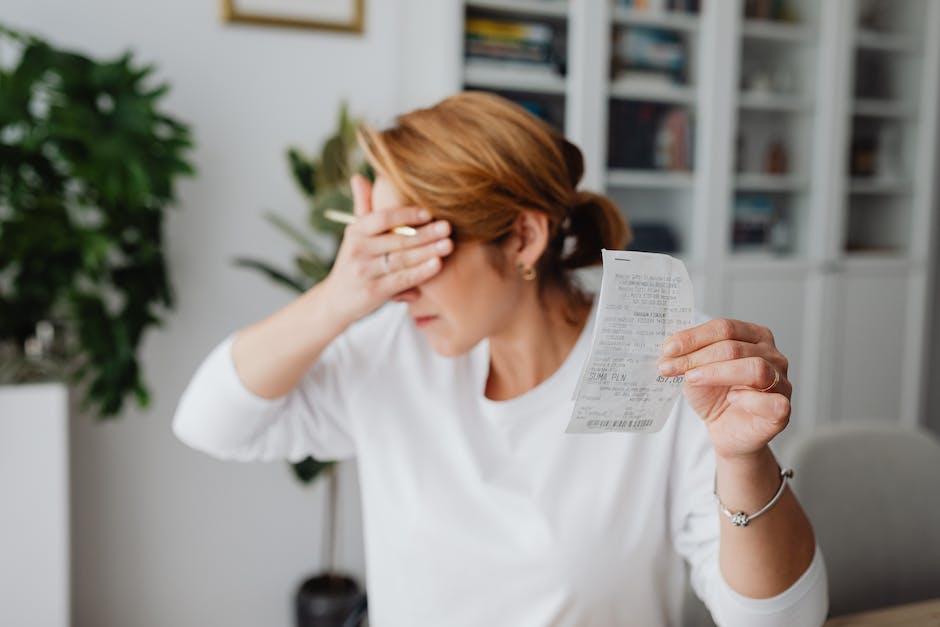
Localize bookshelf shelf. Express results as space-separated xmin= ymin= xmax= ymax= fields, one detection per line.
xmin=738 ymin=91 xmax=811 ymax=112
xmin=855 ymin=29 xmax=917 ymax=53
xmin=848 ymin=178 xmax=911 ymax=195
xmin=606 ymin=169 xmax=694 ymax=189
xmin=725 ymin=254 xmax=814 ymax=274
xmin=740 ymin=19 xmax=813 ymax=42
xmin=465 ymin=0 xmax=568 ymax=18
xmin=463 ymin=59 xmax=566 ymax=95
xmin=610 ymin=8 xmax=700 ymax=33
xmin=609 ymin=79 xmax=696 ymax=105
xmin=852 ymin=98 xmax=915 ymax=118
xmin=840 ymin=252 xmax=911 ymax=271
xmin=735 ymin=173 xmax=807 ymax=192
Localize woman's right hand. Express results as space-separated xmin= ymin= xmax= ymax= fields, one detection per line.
xmin=321 ymin=174 xmax=453 ymax=324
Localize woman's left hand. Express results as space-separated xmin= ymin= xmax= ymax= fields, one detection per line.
xmin=657 ymin=319 xmax=792 ymax=461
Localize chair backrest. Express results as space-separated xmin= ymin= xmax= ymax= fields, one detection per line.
xmin=784 ymin=422 xmax=940 ymax=617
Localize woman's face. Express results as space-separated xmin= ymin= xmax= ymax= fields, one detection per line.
xmin=372 ymin=176 xmax=523 ymax=356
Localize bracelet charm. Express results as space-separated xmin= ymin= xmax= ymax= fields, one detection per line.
xmin=714 ymin=467 xmax=794 ymax=528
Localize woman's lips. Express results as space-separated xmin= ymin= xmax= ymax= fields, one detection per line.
xmin=412 ymin=315 xmax=438 ymax=328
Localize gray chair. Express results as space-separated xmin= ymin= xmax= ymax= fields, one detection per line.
xmin=785 ymin=422 xmax=940 ymax=617
xmin=680 ymin=422 xmax=940 ymax=624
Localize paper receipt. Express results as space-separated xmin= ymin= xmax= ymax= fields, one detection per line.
xmin=566 ymin=249 xmax=694 ymax=434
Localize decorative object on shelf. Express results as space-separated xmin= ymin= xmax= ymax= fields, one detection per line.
xmin=608 ymin=100 xmax=692 ymax=170
xmin=876 ymin=125 xmax=901 ymax=179
xmin=234 ymin=104 xmax=369 ymax=626
xmin=732 ymin=194 xmax=790 ymax=253
xmin=618 ymin=0 xmax=700 ymax=13
xmin=0 ymin=23 xmax=194 ymax=418
xmin=857 ymin=0 xmax=890 ymax=32
xmin=764 ymin=138 xmax=789 ymax=174
xmin=743 ymin=0 xmax=799 ymax=22
xmin=222 ymin=0 xmax=365 ymax=33
xmin=735 ymin=133 xmax=748 ymax=173
xmin=850 ymin=133 xmax=878 ymax=177
xmin=611 ymin=26 xmax=688 ymax=85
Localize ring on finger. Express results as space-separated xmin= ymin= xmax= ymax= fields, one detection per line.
xmin=758 ymin=367 xmax=780 ymax=393
xmin=382 ymin=251 xmax=391 ymax=275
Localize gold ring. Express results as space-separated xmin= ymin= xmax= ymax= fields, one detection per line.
xmin=758 ymin=367 xmax=780 ymax=393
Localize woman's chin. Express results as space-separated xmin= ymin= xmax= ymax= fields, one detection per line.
xmin=425 ymin=332 xmax=475 ymax=358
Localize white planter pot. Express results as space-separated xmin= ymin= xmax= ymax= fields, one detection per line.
xmin=0 ymin=383 xmax=70 ymax=627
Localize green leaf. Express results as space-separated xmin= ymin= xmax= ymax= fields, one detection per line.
xmin=232 ymin=257 xmax=308 ymax=293
xmin=263 ymin=211 xmax=321 ymax=255
xmin=287 ymin=147 xmax=316 ymax=196
xmin=319 ymin=135 xmax=348 ymax=188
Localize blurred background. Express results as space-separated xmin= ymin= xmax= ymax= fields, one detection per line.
xmin=1 ymin=0 xmax=939 ymax=626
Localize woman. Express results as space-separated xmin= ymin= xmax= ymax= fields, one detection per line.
xmin=174 ymin=92 xmax=827 ymax=626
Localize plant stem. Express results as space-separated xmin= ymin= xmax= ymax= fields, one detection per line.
xmin=324 ymin=463 xmax=339 ymax=575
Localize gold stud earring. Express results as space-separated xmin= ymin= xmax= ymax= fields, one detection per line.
xmin=517 ymin=262 xmax=537 ymax=281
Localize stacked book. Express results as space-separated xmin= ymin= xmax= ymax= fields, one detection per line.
xmin=618 ymin=0 xmax=701 ymax=12
xmin=465 ymin=17 xmax=556 ymax=66
xmin=608 ymin=101 xmax=694 ymax=171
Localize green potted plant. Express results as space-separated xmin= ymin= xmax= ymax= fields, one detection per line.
xmin=0 ymin=23 xmax=194 ymax=418
xmin=235 ymin=104 xmax=371 ymax=627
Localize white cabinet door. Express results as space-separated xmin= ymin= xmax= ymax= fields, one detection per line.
xmin=722 ymin=271 xmax=812 ymax=451
xmin=828 ymin=269 xmax=909 ymax=424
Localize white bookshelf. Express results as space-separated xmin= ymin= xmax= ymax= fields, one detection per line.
xmin=399 ymin=0 xmax=940 ymax=432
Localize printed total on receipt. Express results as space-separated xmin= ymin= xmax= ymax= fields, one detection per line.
xmin=566 ymin=249 xmax=695 ymax=434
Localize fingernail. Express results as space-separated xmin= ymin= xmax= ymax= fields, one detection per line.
xmin=433 ymin=221 xmax=449 ymax=235
xmin=418 ymin=209 xmax=431 ymax=221
xmin=663 ymin=341 xmax=680 ymax=357
xmin=685 ymin=369 xmax=701 ymax=383
xmin=658 ymin=360 xmax=676 ymax=376
xmin=435 ymin=239 xmax=451 ymax=253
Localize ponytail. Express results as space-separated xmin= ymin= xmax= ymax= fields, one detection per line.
xmin=560 ymin=191 xmax=631 ymax=270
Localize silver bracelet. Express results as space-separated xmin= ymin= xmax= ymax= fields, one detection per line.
xmin=714 ymin=467 xmax=794 ymax=527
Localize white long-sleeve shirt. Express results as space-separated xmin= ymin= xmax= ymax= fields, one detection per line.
xmin=173 ymin=302 xmax=828 ymax=627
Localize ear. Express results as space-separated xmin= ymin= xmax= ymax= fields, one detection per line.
xmin=508 ymin=210 xmax=550 ymax=269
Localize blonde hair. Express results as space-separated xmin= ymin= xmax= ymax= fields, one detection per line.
xmin=357 ymin=91 xmax=630 ymax=296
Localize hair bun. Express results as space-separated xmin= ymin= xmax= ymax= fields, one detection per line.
xmin=559 ymin=138 xmax=584 ymax=189
xmin=561 ymin=191 xmax=632 ymax=269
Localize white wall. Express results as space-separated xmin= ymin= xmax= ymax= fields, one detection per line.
xmin=1 ymin=1 xmax=408 ymax=625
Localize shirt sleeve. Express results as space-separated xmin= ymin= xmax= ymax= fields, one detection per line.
xmin=668 ymin=397 xmax=829 ymax=627
xmin=171 ymin=307 xmax=396 ymax=463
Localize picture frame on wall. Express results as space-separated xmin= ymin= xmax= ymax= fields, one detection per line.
xmin=222 ymin=0 xmax=365 ymax=33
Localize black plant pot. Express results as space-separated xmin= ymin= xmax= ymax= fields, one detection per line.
xmin=295 ymin=573 xmax=367 ymax=627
